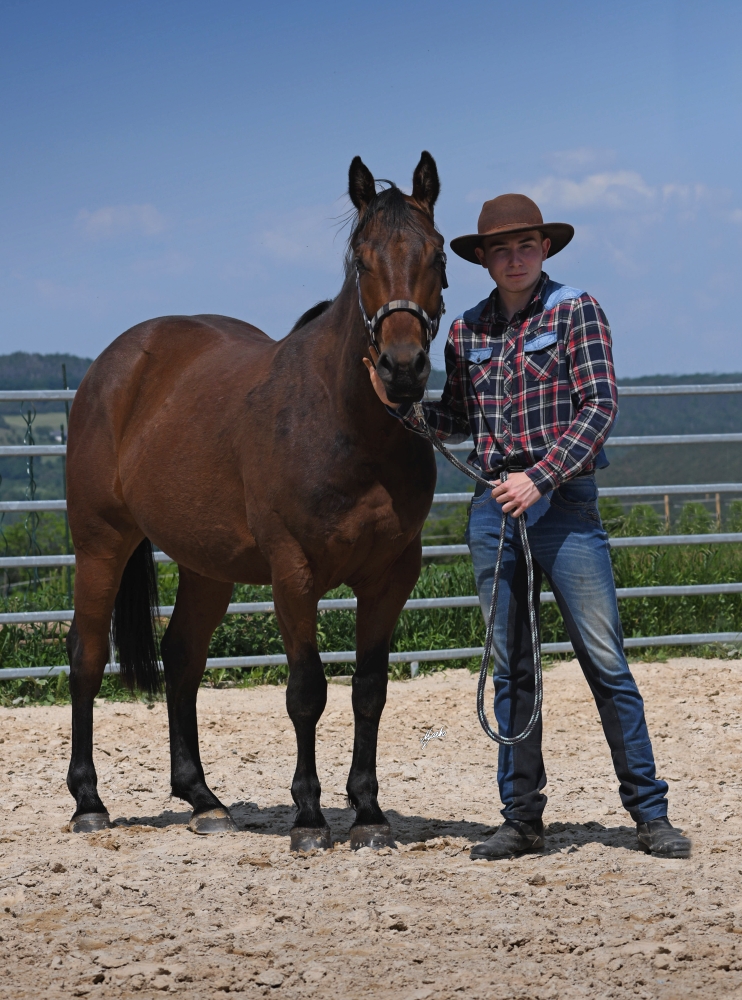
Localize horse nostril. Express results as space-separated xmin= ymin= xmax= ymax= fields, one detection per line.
xmin=377 ymin=352 xmax=395 ymax=375
xmin=413 ymin=351 xmax=428 ymax=376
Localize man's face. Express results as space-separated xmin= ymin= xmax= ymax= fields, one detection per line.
xmin=474 ymin=230 xmax=550 ymax=293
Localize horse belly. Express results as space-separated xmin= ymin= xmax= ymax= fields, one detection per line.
xmin=119 ymin=420 xmax=271 ymax=584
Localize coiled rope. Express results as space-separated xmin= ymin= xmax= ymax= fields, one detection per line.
xmin=412 ymin=403 xmax=543 ymax=746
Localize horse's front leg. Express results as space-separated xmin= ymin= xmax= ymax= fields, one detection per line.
xmin=349 ymin=540 xmax=422 ymax=850
xmin=161 ymin=567 xmax=234 ymax=834
xmin=272 ymin=573 xmax=329 ymax=851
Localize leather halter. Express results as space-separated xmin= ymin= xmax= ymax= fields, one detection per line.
xmin=355 ymin=259 xmax=446 ymax=362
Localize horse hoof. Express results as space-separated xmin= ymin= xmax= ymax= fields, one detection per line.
xmin=188 ymin=807 xmax=237 ymax=835
xmin=290 ymin=826 xmax=332 ymax=852
xmin=69 ymin=811 xmax=111 ymax=834
xmin=350 ymin=823 xmax=396 ymax=851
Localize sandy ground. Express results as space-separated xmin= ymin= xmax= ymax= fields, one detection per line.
xmin=1 ymin=657 xmax=742 ymax=999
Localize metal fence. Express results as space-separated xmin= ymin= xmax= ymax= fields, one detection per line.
xmin=1 ymin=384 xmax=741 ymax=679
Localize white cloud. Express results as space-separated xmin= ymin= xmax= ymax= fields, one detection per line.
xmin=76 ymin=203 xmax=166 ymax=239
xmin=542 ymin=147 xmax=616 ymax=174
xmin=524 ymin=171 xmax=655 ymax=211
xmin=254 ymin=203 xmax=346 ymax=271
xmin=730 ymin=208 xmax=742 ymax=224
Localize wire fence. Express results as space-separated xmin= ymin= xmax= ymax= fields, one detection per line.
xmin=1 ymin=384 xmax=741 ymax=679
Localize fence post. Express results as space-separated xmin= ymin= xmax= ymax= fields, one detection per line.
xmin=0 ymin=471 xmax=6 ymax=598
xmin=61 ymin=364 xmax=72 ymax=606
xmin=22 ymin=405 xmax=40 ymax=589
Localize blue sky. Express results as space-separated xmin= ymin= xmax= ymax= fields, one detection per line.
xmin=1 ymin=0 xmax=741 ymax=375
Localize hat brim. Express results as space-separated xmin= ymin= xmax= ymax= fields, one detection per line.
xmin=450 ymin=222 xmax=575 ymax=264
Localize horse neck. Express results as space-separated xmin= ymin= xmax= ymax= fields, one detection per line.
xmin=312 ymin=278 xmax=395 ymax=440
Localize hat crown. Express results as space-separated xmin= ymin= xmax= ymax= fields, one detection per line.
xmin=477 ymin=194 xmax=544 ymax=236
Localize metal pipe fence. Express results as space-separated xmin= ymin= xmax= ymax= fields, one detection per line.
xmin=1 ymin=384 xmax=742 ymax=679
xmin=2 ymin=530 xmax=742 ymax=571
xmin=3 ymin=582 xmax=742 ymax=628
xmin=1 ymin=631 xmax=740 ymax=682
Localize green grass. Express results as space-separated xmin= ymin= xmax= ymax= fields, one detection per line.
xmin=1 ymin=501 xmax=741 ymax=704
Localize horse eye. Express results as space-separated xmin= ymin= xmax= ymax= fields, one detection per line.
xmin=437 ymin=252 xmax=449 ymax=289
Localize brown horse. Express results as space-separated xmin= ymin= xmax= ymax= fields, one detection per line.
xmin=65 ymin=152 xmax=446 ymax=850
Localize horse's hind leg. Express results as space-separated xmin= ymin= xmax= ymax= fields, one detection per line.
xmin=271 ymin=568 xmax=329 ymax=852
xmin=66 ymin=553 xmax=126 ymax=832
xmin=349 ymin=543 xmax=423 ymax=850
xmin=160 ymin=567 xmax=235 ymax=834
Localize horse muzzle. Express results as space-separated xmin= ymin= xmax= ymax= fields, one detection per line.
xmin=376 ymin=347 xmax=431 ymax=404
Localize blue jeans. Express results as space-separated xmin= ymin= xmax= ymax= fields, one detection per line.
xmin=465 ymin=474 xmax=668 ymax=824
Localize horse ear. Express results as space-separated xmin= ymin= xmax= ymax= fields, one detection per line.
xmin=348 ymin=156 xmax=376 ymax=212
xmin=412 ymin=151 xmax=440 ymax=216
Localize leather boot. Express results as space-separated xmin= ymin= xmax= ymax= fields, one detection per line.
xmin=636 ymin=817 xmax=691 ymax=858
xmin=470 ymin=818 xmax=544 ymax=860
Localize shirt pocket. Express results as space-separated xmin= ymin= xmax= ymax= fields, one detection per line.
xmin=465 ymin=346 xmax=494 ymax=391
xmin=522 ymin=329 xmax=559 ymax=381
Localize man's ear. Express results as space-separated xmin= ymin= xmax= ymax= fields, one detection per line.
xmin=474 ymin=246 xmax=487 ymax=267
xmin=349 ymin=156 xmax=376 ymax=212
xmin=411 ymin=151 xmax=440 ymax=217
xmin=541 ymin=237 xmax=551 ymax=261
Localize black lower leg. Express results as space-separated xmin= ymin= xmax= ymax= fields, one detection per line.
xmin=162 ymin=637 xmax=224 ymax=815
xmin=286 ymin=648 xmax=327 ymax=829
xmin=348 ymin=642 xmax=388 ymax=827
xmin=66 ymin=621 xmax=107 ymax=817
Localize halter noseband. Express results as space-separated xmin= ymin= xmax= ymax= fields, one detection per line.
xmin=355 ymin=259 xmax=446 ymax=362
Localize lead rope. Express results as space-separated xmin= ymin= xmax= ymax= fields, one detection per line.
xmin=412 ymin=403 xmax=543 ymax=746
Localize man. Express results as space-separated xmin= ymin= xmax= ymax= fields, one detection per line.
xmin=365 ymin=193 xmax=690 ymax=860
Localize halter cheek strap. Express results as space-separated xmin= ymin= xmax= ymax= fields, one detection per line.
xmin=356 ymin=264 xmax=445 ymax=364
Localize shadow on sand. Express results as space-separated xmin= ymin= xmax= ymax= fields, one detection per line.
xmin=111 ymin=803 xmax=644 ymax=853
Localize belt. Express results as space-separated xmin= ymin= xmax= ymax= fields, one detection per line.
xmin=473 ymin=463 xmax=527 ymax=497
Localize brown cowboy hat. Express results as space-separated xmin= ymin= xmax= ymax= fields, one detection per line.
xmin=450 ymin=193 xmax=574 ymax=264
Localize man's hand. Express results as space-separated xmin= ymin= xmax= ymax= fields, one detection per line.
xmin=490 ymin=472 xmax=541 ymax=518
xmin=362 ymin=357 xmax=400 ymax=409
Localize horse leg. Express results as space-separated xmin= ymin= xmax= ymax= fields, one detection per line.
xmin=271 ymin=570 xmax=329 ymax=852
xmin=348 ymin=542 xmax=422 ymax=850
xmin=66 ymin=553 xmax=127 ymax=832
xmin=160 ymin=567 xmax=235 ymax=834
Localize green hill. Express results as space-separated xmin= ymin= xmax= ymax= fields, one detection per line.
xmin=427 ymin=369 xmax=742 ymax=491
xmin=0 ymin=352 xmax=92 ymax=416
xmin=0 ymin=354 xmax=740 ymax=501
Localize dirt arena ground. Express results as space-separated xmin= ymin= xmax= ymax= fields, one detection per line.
xmin=1 ymin=657 xmax=742 ymax=999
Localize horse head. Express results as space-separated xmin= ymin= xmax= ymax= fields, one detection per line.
xmin=348 ymin=151 xmax=446 ymax=404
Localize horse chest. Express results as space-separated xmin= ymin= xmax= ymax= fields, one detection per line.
xmin=327 ymin=486 xmax=423 ymax=550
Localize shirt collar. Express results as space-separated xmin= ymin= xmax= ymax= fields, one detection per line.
xmin=481 ymin=271 xmax=550 ymax=325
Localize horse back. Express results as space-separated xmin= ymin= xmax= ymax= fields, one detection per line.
xmin=66 ymin=315 xmax=277 ymax=552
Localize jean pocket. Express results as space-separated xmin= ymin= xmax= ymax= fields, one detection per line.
xmin=470 ymin=488 xmax=495 ymax=507
xmin=550 ymin=477 xmax=600 ymax=521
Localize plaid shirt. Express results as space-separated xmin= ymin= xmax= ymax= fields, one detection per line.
xmin=395 ymin=272 xmax=618 ymax=493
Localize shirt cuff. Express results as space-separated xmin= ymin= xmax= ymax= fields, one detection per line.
xmin=525 ymin=462 xmax=562 ymax=494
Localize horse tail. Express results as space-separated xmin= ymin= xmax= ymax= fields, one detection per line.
xmin=112 ymin=538 xmax=162 ymax=695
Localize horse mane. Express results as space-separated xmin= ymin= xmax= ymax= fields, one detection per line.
xmin=344 ymin=185 xmax=439 ymax=274
xmin=290 ymin=300 xmax=334 ymax=332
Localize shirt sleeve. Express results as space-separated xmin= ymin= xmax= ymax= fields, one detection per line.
xmin=388 ymin=321 xmax=471 ymax=442
xmin=526 ymin=295 xmax=618 ymax=493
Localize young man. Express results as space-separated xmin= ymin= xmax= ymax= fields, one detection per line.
xmin=366 ymin=193 xmax=690 ymax=860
